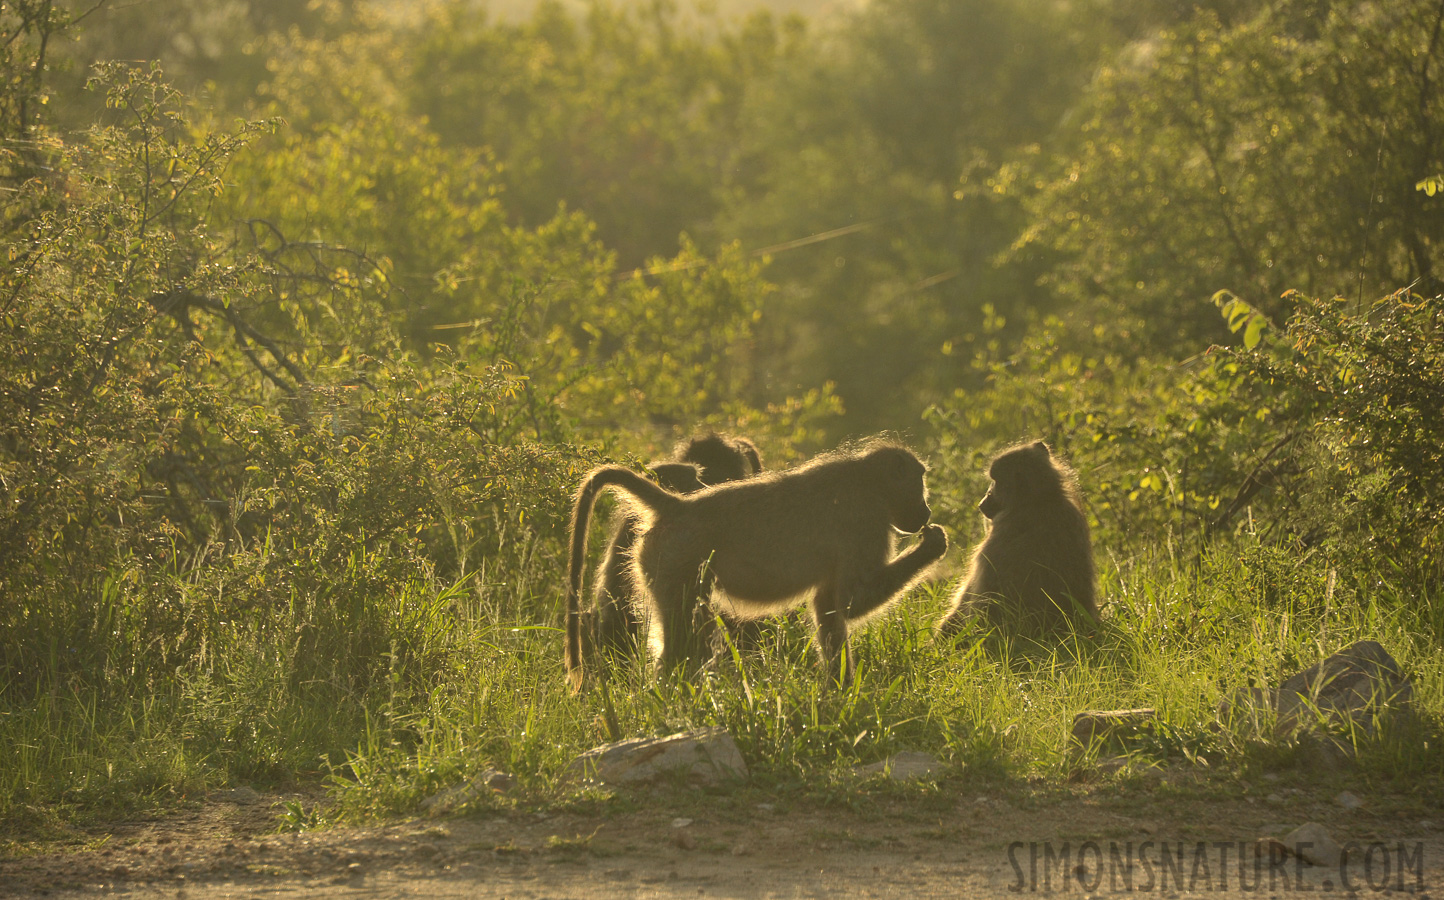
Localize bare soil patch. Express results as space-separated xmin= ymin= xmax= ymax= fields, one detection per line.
xmin=3 ymin=774 xmax=1441 ymax=899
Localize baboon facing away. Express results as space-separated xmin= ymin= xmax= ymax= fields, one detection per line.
xmin=590 ymin=434 xmax=764 ymax=657
xmin=566 ymin=442 xmax=949 ymax=691
xmin=936 ymin=441 xmax=1098 ymax=638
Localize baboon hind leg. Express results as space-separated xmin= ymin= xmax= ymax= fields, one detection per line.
xmin=810 ymin=581 xmax=853 ymax=686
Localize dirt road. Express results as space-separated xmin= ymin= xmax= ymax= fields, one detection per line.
xmin=3 ymin=776 xmax=1440 ymax=898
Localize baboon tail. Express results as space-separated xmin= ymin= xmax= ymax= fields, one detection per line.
xmin=565 ymin=466 xmax=683 ymax=692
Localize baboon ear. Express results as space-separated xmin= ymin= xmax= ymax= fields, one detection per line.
xmin=738 ymin=439 xmax=763 ymax=474
xmin=1030 ymin=440 xmax=1051 ymax=458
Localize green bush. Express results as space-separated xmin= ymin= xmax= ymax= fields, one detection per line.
xmin=925 ymin=286 xmax=1444 ymax=590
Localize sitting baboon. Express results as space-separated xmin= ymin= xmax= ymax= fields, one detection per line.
xmin=589 ymin=434 xmax=764 ymax=658
xmin=936 ymin=441 xmax=1098 ymax=638
xmin=566 ymin=442 xmax=949 ymax=691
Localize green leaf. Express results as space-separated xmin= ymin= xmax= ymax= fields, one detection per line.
xmin=1243 ymin=315 xmax=1266 ymax=350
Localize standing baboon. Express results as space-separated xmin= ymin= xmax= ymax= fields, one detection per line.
xmin=589 ymin=434 xmax=765 ymax=658
xmin=566 ymin=442 xmax=949 ymax=691
xmin=936 ymin=441 xmax=1098 ymax=638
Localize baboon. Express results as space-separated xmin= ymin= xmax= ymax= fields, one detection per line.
xmin=565 ymin=442 xmax=949 ymax=691
xmin=673 ymin=433 xmax=763 ymax=487
xmin=590 ymin=434 xmax=764 ymax=656
xmin=936 ymin=441 xmax=1098 ymax=638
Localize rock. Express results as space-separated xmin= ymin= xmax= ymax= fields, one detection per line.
xmin=419 ymin=767 xmax=515 ymax=816
xmin=566 ymin=727 xmax=749 ymax=786
xmin=1295 ymin=733 xmax=1351 ymax=772
xmin=1070 ymin=709 xmax=1157 ymax=751
xmin=1218 ymin=641 xmax=1413 ymax=758
xmin=1275 ymin=640 xmax=1412 ymax=734
xmin=1335 ymin=790 xmax=1364 ymax=810
xmin=1284 ymin=823 xmax=1344 ymax=867
xmin=482 ymin=770 xmax=516 ymax=793
xmin=211 ymin=786 xmax=262 ymax=804
xmin=1065 ymin=753 xmax=1136 ymax=782
xmin=1254 ymin=837 xmax=1291 ymax=862
xmin=1095 ymin=755 xmax=1132 ymax=775
xmin=855 ymin=751 xmax=943 ymax=781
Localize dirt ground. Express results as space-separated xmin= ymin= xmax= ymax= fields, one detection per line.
xmin=3 ymin=773 xmax=1441 ymax=899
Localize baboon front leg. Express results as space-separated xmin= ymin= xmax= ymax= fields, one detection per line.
xmin=936 ymin=587 xmax=991 ymax=638
xmin=810 ymin=582 xmax=853 ymax=685
xmin=844 ymin=524 xmax=948 ymax=620
xmin=936 ymin=555 xmax=997 ymax=637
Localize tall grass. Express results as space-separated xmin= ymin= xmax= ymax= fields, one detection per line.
xmin=3 ymin=528 xmax=1441 ymax=837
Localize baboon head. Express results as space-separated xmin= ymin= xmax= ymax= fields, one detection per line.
xmin=676 ymin=433 xmax=763 ymax=486
xmin=649 ymin=462 xmax=707 ymax=495
xmin=871 ymin=444 xmax=932 ymax=534
xmin=979 ymin=441 xmax=1068 ymax=519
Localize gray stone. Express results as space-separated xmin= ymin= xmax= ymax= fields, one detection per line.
xmin=1335 ymin=790 xmax=1365 ymax=810
xmin=1095 ymin=754 xmax=1132 ymax=775
xmin=211 ymin=786 xmax=262 ymax=804
xmin=1296 ymin=733 xmax=1351 ymax=772
xmin=1275 ymin=640 xmax=1412 ymax=734
xmin=566 ymin=727 xmax=749 ymax=786
xmin=419 ymin=767 xmax=514 ymax=817
xmin=1255 ymin=837 xmax=1292 ymax=862
xmin=1070 ymin=709 xmax=1157 ymax=750
xmin=855 ymin=751 xmax=943 ymax=781
xmin=1284 ymin=823 xmax=1344 ymax=867
xmin=1218 ymin=641 xmax=1413 ymax=755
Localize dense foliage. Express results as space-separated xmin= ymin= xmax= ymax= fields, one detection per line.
xmin=1 ymin=0 xmax=1441 ymax=830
